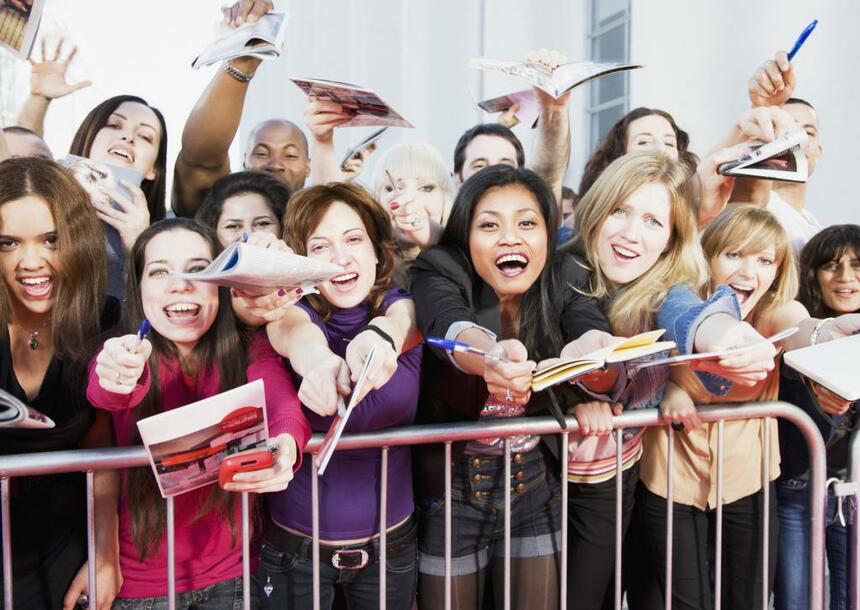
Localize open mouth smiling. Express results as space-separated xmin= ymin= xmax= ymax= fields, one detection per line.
xmin=495 ymin=252 xmax=529 ymax=278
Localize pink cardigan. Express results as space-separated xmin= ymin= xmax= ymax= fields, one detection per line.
xmin=87 ymin=332 xmax=310 ymax=598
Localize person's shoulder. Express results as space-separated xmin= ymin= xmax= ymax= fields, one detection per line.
xmin=555 ymin=251 xmax=592 ymax=286
xmin=411 ymin=244 xmax=474 ymax=286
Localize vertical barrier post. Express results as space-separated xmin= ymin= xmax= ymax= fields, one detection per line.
xmin=715 ymin=421 xmax=724 ymax=610
xmin=560 ymin=431 xmax=569 ymax=610
xmin=166 ymin=496 xmax=176 ymax=610
xmin=379 ymin=447 xmax=389 ymax=610
xmin=1 ymin=478 xmax=12 ymax=610
xmin=242 ymin=492 xmax=251 ymax=610
xmin=849 ymin=429 xmax=860 ymax=610
xmin=312 ymin=458 xmax=321 ymax=610
xmin=504 ymin=438 xmax=511 ymax=610
xmin=444 ymin=441 xmax=452 ymax=610
xmin=762 ymin=418 xmax=771 ymax=610
xmin=614 ymin=428 xmax=623 ymax=610
xmin=665 ymin=426 xmax=674 ymax=610
xmin=86 ymin=471 xmax=97 ymax=610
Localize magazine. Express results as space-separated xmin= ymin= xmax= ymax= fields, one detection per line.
xmin=477 ymin=89 xmax=540 ymax=128
xmin=469 ymin=57 xmax=643 ymax=99
xmin=784 ymin=333 xmax=860 ymax=402
xmin=61 ymin=155 xmax=143 ymax=205
xmin=315 ymin=345 xmax=377 ymax=475
xmin=170 ymin=241 xmax=343 ymax=295
xmin=340 ymin=127 xmax=387 ymax=170
xmin=0 ymin=388 xmax=54 ymax=429
xmin=532 ymin=330 xmax=675 ymax=392
xmin=634 ymin=327 xmax=799 ymax=370
xmin=290 ymin=77 xmax=413 ymax=128
xmin=718 ymin=130 xmax=808 ymax=183
xmin=192 ymin=11 xmax=288 ymax=69
xmin=0 ymin=0 xmax=44 ymax=59
xmin=137 ymin=380 xmax=269 ymax=498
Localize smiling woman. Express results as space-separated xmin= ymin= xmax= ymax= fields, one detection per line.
xmin=0 ymin=157 xmax=114 ymax=610
xmin=86 ymin=217 xmax=310 ymax=606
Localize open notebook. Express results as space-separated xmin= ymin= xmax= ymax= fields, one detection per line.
xmin=170 ymin=242 xmax=343 ymax=294
xmin=192 ymin=11 xmax=288 ymax=68
xmin=784 ymin=333 xmax=860 ymax=402
xmin=531 ymin=330 xmax=675 ymax=392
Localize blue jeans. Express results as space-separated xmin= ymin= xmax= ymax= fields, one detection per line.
xmin=773 ymin=478 xmax=850 ymax=610
xmin=111 ymin=577 xmax=257 ymax=609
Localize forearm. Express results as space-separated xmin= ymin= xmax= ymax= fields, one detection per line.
xmin=309 ymin=136 xmax=345 ymax=184
xmin=15 ymin=94 xmax=50 ymax=137
xmin=531 ymin=105 xmax=571 ymax=208
xmin=266 ymin=317 xmax=333 ymax=378
xmin=693 ymin=313 xmax=740 ymax=353
xmin=369 ymin=300 xmax=416 ymax=352
xmin=449 ymin=326 xmax=496 ymax=376
xmin=728 ymin=177 xmax=771 ymax=206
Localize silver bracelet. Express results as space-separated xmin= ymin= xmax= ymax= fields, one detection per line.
xmin=810 ymin=317 xmax=833 ymax=346
xmin=223 ymin=61 xmax=254 ymax=83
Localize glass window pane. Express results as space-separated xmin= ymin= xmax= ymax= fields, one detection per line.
xmin=590 ymin=72 xmax=626 ymax=106
xmin=592 ymin=0 xmax=628 ymax=30
xmin=591 ymin=22 xmax=626 ymax=62
xmin=590 ymin=104 xmax=626 ymax=150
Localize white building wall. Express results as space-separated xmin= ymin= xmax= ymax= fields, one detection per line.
xmin=627 ymin=0 xmax=860 ymax=227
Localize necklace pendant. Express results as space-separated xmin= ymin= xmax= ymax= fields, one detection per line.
xmin=28 ymin=332 xmax=39 ymax=350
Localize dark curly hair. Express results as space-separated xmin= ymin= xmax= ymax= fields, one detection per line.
xmin=578 ymin=107 xmax=697 ymax=197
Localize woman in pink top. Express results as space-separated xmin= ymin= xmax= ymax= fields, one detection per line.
xmin=87 ymin=217 xmax=311 ymax=609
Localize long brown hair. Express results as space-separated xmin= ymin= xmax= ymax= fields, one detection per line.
xmin=578 ymin=107 xmax=697 ymax=198
xmin=283 ymin=182 xmax=397 ymax=319
xmin=0 ymin=157 xmax=107 ymax=366
xmin=69 ymin=95 xmax=168 ymax=222
xmin=123 ymin=218 xmax=247 ymax=559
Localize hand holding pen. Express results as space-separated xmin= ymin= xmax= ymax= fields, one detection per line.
xmin=94 ymin=319 xmax=152 ymax=395
xmin=427 ymin=336 xmax=535 ymax=404
xmin=748 ymin=19 xmax=816 ymax=108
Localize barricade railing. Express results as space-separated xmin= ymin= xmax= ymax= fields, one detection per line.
xmin=0 ymin=401 xmax=827 ymax=610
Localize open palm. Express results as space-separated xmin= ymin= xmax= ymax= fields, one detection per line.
xmin=30 ymin=39 xmax=91 ymax=99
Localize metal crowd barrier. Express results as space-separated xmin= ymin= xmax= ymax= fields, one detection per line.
xmin=0 ymin=402 xmax=827 ymax=610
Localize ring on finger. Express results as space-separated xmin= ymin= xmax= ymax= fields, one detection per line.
xmin=114 ymin=372 xmax=123 ymax=385
xmin=505 ymin=387 xmax=513 ymax=402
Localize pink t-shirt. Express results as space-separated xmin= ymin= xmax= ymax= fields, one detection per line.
xmin=87 ymin=332 xmax=310 ymax=598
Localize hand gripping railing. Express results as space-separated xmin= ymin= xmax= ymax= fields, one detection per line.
xmin=0 ymin=401 xmax=826 ymax=610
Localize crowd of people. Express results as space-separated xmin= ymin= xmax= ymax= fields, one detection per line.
xmin=1 ymin=2 xmax=859 ymax=610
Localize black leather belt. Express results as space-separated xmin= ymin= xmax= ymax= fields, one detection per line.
xmin=264 ymin=515 xmax=416 ymax=571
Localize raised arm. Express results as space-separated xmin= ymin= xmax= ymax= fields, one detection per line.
xmin=16 ymin=39 xmax=91 ymax=137
xmin=527 ymin=48 xmax=572 ymax=210
xmin=172 ymin=0 xmax=272 ymax=217
xmin=748 ymin=50 xmax=796 ymax=108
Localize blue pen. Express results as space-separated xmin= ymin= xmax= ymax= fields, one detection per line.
xmin=242 ymin=232 xmax=250 ymax=243
xmin=137 ymin=318 xmax=151 ymax=341
xmin=426 ymin=337 xmax=509 ymax=362
xmin=787 ymin=18 xmax=817 ymax=61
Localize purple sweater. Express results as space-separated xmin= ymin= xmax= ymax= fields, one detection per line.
xmin=269 ymin=289 xmax=421 ymax=539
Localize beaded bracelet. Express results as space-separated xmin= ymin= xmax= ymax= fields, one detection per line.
xmin=223 ymin=61 xmax=254 ymax=83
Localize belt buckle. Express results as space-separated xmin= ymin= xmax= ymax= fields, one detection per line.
xmin=331 ymin=548 xmax=369 ymax=570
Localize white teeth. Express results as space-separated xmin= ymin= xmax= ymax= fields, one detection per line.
xmin=730 ymin=283 xmax=754 ymax=292
xmin=496 ymin=254 xmax=528 ymax=265
xmin=612 ymin=245 xmax=638 ymax=258
xmin=20 ymin=277 xmax=49 ymax=285
xmin=331 ymin=273 xmax=358 ymax=283
xmin=109 ymin=148 xmax=132 ymax=161
xmin=165 ymin=303 xmax=198 ymax=312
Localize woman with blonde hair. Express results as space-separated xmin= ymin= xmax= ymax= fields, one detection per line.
xmin=639 ymin=205 xmax=860 ymax=610
xmin=371 ymin=142 xmax=456 ymax=260
xmin=558 ymin=153 xmax=772 ymax=609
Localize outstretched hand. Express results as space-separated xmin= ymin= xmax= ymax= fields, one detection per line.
xmin=748 ymin=50 xmax=796 ymax=108
xmin=29 ymin=39 xmax=91 ymax=100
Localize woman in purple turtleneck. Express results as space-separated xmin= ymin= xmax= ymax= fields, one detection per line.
xmin=263 ymin=182 xmax=421 ymax=609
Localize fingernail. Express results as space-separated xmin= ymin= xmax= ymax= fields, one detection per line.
xmin=295 ymin=288 xmax=303 ymax=295
xmin=277 ymin=288 xmax=287 ymax=297
xmin=390 ymin=202 xmax=399 ymax=210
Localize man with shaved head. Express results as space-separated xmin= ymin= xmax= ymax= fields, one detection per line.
xmin=172 ymin=0 xmax=309 ymax=216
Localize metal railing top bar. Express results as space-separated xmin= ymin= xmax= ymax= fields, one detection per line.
xmin=0 ymin=402 xmax=826 ymax=477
